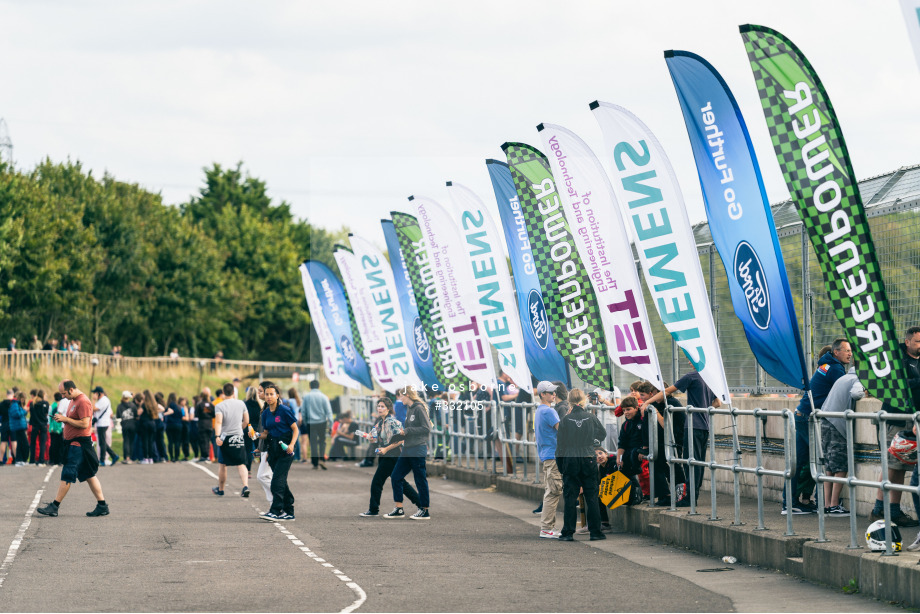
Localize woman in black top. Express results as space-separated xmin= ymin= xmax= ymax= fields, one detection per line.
xmin=383 ymin=386 xmax=432 ymax=520
xmin=139 ymin=390 xmax=159 ymax=464
xmin=244 ymin=386 xmax=262 ymax=473
xmin=359 ymin=398 xmax=419 ymax=517
xmin=29 ymin=390 xmax=50 ymax=465
xmin=164 ymin=392 xmax=184 ymax=462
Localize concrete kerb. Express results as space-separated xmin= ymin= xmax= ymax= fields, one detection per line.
xmin=434 ymin=461 xmax=920 ymax=607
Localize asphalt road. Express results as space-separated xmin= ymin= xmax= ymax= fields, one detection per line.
xmin=0 ymin=460 xmax=904 ymax=612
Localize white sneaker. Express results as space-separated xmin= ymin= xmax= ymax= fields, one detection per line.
xmin=575 ymin=526 xmax=589 ymax=535
xmin=539 ymin=530 xmax=559 ymax=539
xmin=907 ymin=533 xmax=920 ymax=552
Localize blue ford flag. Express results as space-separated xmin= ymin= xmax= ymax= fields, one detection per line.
xmin=304 ymin=261 xmax=374 ymax=389
xmin=381 ymin=219 xmax=441 ymax=389
xmin=486 ymin=159 xmax=569 ymax=386
xmin=665 ymin=50 xmax=809 ymax=390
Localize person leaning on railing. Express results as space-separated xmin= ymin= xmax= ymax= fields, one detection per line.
xmin=819 ymin=364 xmax=866 ymax=516
xmin=870 ymin=326 xmax=920 ymax=528
xmin=637 ymin=381 xmax=685 ymax=506
xmin=785 ymin=339 xmax=851 ymax=516
xmin=640 ymin=371 xmax=719 ymax=506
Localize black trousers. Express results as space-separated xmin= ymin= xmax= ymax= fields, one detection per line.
xmin=166 ymin=424 xmax=183 ymax=461
xmin=13 ymin=430 xmax=28 ymax=463
xmin=199 ymin=429 xmax=214 ymax=460
xmin=50 ymin=431 xmax=64 ymax=465
xmin=155 ymin=420 xmax=167 ymax=461
xmin=682 ymin=427 xmax=709 ymax=497
xmin=369 ymin=456 xmax=418 ymax=513
xmin=181 ymin=422 xmax=190 ymax=459
xmin=188 ymin=422 xmax=200 ymax=458
xmin=121 ymin=421 xmax=136 ymax=461
xmin=30 ymin=426 xmax=48 ymax=464
xmin=96 ymin=426 xmax=117 ymax=463
xmin=309 ymin=425 xmax=326 ymax=467
xmin=141 ymin=420 xmax=157 ymax=459
xmin=561 ymin=457 xmax=602 ymax=537
xmin=267 ymin=449 xmax=295 ymax=515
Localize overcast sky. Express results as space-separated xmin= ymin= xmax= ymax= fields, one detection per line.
xmin=2 ymin=1 xmax=917 ymax=251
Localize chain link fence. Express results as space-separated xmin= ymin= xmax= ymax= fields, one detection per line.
xmin=609 ymin=164 xmax=920 ymax=394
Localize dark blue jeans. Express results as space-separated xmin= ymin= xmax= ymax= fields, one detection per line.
xmin=783 ymin=417 xmax=810 ymax=506
xmin=391 ymin=445 xmax=429 ymax=508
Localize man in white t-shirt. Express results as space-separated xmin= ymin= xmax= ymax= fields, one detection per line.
xmin=92 ymin=387 xmax=119 ymax=466
xmin=213 ymin=383 xmax=250 ymax=498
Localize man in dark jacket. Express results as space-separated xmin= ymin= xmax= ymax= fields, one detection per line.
xmin=871 ymin=327 xmax=920 ymax=527
xmin=555 ymin=389 xmax=606 ymax=541
xmin=783 ymin=338 xmax=851 ymax=515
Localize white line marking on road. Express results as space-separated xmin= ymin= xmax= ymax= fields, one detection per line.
xmin=0 ymin=467 xmax=54 ymax=590
xmin=189 ymin=462 xmax=220 ymax=480
xmin=187 ymin=461 xmax=367 ymax=612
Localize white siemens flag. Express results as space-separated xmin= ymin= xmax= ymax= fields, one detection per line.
xmin=333 ymin=248 xmax=391 ymax=391
xmin=592 ymin=101 xmax=730 ymax=403
xmin=298 ymin=263 xmax=361 ymax=390
xmin=446 ymin=182 xmax=533 ymax=393
xmin=537 ymin=123 xmax=663 ymax=387
xmin=412 ymin=195 xmax=498 ymax=389
xmin=902 ymin=0 xmax=920 ymax=71
xmin=348 ymin=234 xmax=423 ymax=393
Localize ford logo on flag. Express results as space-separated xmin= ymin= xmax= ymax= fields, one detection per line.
xmin=733 ymin=241 xmax=770 ymax=330
xmin=528 ymin=290 xmax=549 ymax=349
xmin=413 ymin=317 xmax=431 ymax=362
xmin=340 ymin=336 xmax=357 ymax=367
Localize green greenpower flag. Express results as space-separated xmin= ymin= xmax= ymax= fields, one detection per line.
xmin=333 ymin=244 xmax=367 ymax=362
xmin=501 ymin=142 xmax=613 ymax=389
xmin=390 ymin=211 xmax=467 ymax=392
xmin=741 ymin=25 xmax=910 ymax=410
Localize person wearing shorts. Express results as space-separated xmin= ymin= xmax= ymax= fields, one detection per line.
xmin=36 ymin=380 xmax=109 ymax=518
xmin=213 ymin=383 xmax=250 ymax=498
xmin=819 ymin=366 xmax=866 ymax=516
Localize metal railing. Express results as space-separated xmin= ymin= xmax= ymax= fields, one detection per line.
xmin=348 ymin=395 xmax=920 ymax=553
xmin=663 ymin=406 xmax=798 ymax=535
xmin=810 ymin=408 xmax=920 ymax=555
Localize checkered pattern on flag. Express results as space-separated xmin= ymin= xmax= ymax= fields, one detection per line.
xmin=741 ymin=24 xmax=910 ymax=410
xmin=332 ymin=245 xmax=366 ymax=363
xmin=501 ymin=142 xmax=614 ymax=389
xmin=391 ymin=212 xmax=468 ymax=391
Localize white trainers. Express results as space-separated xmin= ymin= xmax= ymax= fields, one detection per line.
xmin=539 ymin=530 xmax=559 ymax=539
xmin=575 ymin=526 xmax=589 ymax=534
xmin=907 ymin=532 xmax=920 ymax=552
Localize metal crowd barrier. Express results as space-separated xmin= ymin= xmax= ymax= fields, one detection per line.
xmin=497 ymin=401 xmax=538 ymax=483
xmin=349 ymin=395 xmax=920 ymax=554
xmin=663 ymin=406 xmax=797 ymax=536
xmin=810 ymin=408 xmax=920 ymax=555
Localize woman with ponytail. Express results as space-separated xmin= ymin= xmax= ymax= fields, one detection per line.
xmin=383 ymin=386 xmax=432 ymax=520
